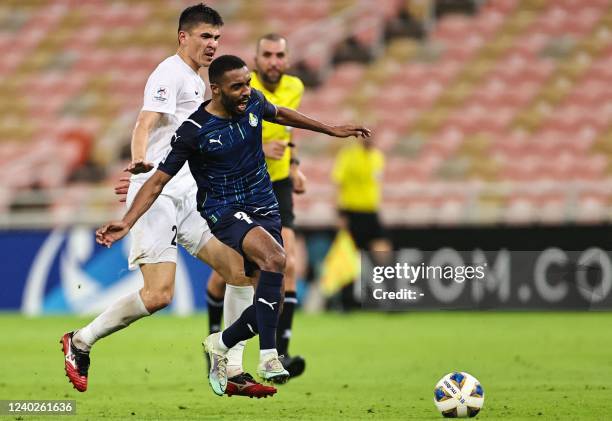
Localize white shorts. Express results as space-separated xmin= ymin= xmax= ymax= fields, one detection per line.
xmin=126 ymin=180 xmax=213 ymax=270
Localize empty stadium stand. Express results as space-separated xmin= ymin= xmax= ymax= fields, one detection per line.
xmin=1 ymin=0 xmax=611 ymax=227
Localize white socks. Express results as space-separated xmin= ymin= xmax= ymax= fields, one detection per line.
xmin=224 ymin=284 xmax=254 ymax=377
xmin=73 ymin=292 xmax=150 ymax=351
xmin=260 ymin=349 xmax=277 ymax=360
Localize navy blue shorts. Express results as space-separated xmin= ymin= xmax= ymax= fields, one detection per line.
xmin=210 ymin=209 xmax=283 ymax=276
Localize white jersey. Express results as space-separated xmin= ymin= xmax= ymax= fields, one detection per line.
xmin=132 ymin=54 xmax=205 ymax=197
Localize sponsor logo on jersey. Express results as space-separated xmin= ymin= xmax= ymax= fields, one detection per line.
xmin=153 ymin=85 xmax=169 ymax=103
xmin=249 ymin=112 xmax=258 ymax=127
xmin=209 ymin=135 xmax=222 ymax=146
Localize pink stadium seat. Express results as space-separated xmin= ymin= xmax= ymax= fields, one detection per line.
xmin=490 ymin=132 xmax=528 ymax=160
xmin=372 ymin=128 xmax=400 ymax=153
xmin=374 ymin=107 xmax=419 ymax=134
xmin=501 ymin=155 xmax=543 ymax=182
xmin=472 ymin=9 xmax=506 ymax=36
xmin=386 ymin=154 xmax=441 ymax=183
xmin=536 ymin=6 xmax=571 ymax=36
xmin=573 ymin=155 xmax=608 ymax=181
xmin=0 ymin=51 xmax=22 ymax=76
xmin=216 ymin=22 xmax=251 ymax=46
xmin=74 ymin=49 xmax=116 ymax=73
xmin=325 ymin=63 xmax=364 ymax=90
xmin=433 ymin=15 xmax=474 ymax=42
xmin=504 ymin=197 xmax=537 ymax=224
xmin=300 ymin=159 xmax=334 ymax=184
xmin=487 ymin=0 xmax=518 ymax=14
xmin=396 ymin=63 xmax=427 ymax=82
xmin=574 ymin=194 xmax=608 ymax=223
xmin=352 ymin=11 xmax=385 ymax=47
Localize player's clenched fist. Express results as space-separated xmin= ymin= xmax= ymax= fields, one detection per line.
xmin=96 ymin=221 xmax=130 ymax=248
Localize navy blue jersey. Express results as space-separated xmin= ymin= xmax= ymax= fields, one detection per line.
xmin=158 ymin=89 xmax=279 ymax=225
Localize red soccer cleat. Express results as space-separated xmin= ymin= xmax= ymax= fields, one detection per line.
xmin=60 ymin=332 xmax=90 ymax=392
xmin=225 ymin=372 xmax=277 ymax=398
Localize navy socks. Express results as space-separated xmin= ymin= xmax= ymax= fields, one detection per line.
xmin=221 ymin=270 xmax=283 ymax=350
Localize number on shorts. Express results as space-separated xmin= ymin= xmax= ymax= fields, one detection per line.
xmin=171 ymin=225 xmax=177 ymax=246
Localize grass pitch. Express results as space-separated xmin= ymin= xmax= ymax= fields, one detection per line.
xmin=1 ymin=312 xmax=611 ymax=420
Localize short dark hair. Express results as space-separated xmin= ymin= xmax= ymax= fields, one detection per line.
xmin=178 ymin=3 xmax=223 ymax=33
xmin=257 ymin=33 xmax=287 ymax=51
xmin=209 ymin=55 xmax=247 ymax=84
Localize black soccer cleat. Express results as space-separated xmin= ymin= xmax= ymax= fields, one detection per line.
xmin=279 ymin=355 xmax=306 ymax=379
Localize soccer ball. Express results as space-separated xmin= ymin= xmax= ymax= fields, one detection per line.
xmin=433 ymin=371 xmax=484 ymax=418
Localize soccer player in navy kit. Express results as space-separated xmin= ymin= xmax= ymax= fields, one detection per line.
xmin=96 ymin=55 xmax=370 ymax=395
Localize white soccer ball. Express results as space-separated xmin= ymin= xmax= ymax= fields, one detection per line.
xmin=433 ymin=371 xmax=484 ymax=418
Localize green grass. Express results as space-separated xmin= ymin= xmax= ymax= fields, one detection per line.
xmin=1 ymin=312 xmax=612 ymax=420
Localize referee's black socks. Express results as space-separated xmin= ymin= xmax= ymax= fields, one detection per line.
xmin=277 ymin=290 xmax=297 ymax=356
xmin=206 ymin=289 xmax=224 ymax=334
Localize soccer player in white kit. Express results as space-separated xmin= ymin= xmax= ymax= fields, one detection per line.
xmin=60 ymin=4 xmax=275 ymax=398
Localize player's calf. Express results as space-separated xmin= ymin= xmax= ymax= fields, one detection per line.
xmin=139 ymin=284 xmax=174 ymax=313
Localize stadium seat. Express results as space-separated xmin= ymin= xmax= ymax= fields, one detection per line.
xmin=4 ymin=0 xmax=612 ymax=227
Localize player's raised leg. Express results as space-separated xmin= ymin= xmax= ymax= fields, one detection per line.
xmin=63 ymin=262 xmax=174 ymax=391
xmin=63 ymin=190 xmax=181 ymax=392
xmin=242 ymin=226 xmax=289 ymax=383
xmin=203 ymin=224 xmax=289 ymax=391
xmin=197 ymin=236 xmax=277 ymax=397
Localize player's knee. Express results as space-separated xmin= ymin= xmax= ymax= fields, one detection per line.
xmin=260 ymin=248 xmax=286 ymax=273
xmin=226 ymin=272 xmax=253 ymax=287
xmin=207 ymin=271 xmax=227 ymax=294
xmin=144 ymin=288 xmax=174 ymax=313
xmin=284 ymin=252 xmax=296 ymax=275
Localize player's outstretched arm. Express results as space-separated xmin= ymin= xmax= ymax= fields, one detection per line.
xmin=96 ymin=170 xmax=172 ymax=247
xmin=271 ymin=106 xmax=371 ymax=139
xmin=127 ymin=110 xmax=163 ymax=174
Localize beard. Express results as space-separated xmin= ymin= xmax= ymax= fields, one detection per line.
xmin=221 ymin=93 xmax=246 ymax=116
xmin=260 ymin=69 xmax=282 ymax=84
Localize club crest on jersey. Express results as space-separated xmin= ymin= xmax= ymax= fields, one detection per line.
xmin=153 ymin=85 xmax=169 ymax=103
xmin=249 ymin=112 xmax=258 ymax=127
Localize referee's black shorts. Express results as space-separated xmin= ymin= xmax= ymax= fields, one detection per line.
xmin=272 ymin=177 xmax=295 ymax=229
xmin=340 ymin=209 xmax=385 ymax=250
